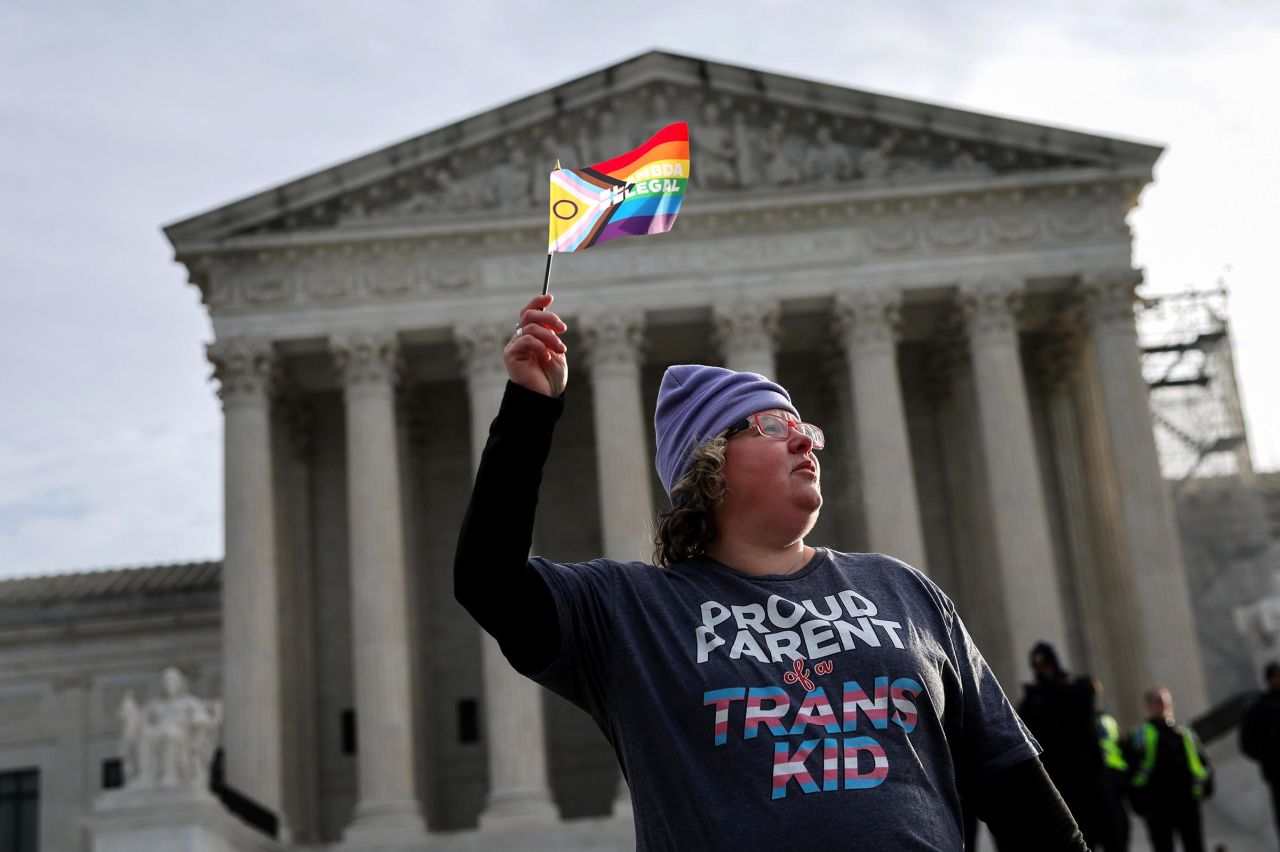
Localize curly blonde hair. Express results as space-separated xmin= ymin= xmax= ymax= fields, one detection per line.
xmin=652 ymin=436 xmax=729 ymax=567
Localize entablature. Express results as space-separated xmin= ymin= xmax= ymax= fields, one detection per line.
xmin=196 ymin=170 xmax=1138 ymax=346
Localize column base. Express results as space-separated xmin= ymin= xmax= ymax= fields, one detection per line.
xmin=339 ymin=799 xmax=429 ymax=849
xmin=478 ymin=787 xmax=560 ymax=831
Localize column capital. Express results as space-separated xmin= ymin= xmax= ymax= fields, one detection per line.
xmin=1078 ymin=268 xmax=1143 ymax=331
xmin=579 ymin=310 xmax=646 ymax=370
xmin=207 ymin=337 xmax=278 ymax=405
xmin=454 ymin=320 xmax=512 ymax=386
xmin=712 ymin=299 xmax=781 ymax=357
xmin=331 ymin=331 xmax=402 ymax=390
xmin=832 ymin=288 xmax=902 ymax=352
xmin=956 ymin=276 xmax=1025 ymax=340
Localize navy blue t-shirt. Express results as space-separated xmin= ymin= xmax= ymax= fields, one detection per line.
xmin=529 ymin=548 xmax=1039 ymax=850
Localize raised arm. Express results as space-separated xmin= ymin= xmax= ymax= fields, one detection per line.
xmin=453 ymin=294 xmax=569 ymax=674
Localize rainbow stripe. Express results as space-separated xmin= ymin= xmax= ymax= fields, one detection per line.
xmin=548 ymin=122 xmax=689 ymax=253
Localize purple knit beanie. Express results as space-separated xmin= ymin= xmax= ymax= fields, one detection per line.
xmin=654 ymin=364 xmax=798 ymax=501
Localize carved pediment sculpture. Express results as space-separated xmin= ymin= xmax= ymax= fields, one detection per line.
xmin=252 ymin=93 xmax=1082 ymax=237
xmin=166 ymin=51 xmax=1158 ymax=250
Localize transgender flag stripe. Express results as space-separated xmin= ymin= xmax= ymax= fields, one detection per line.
xmin=844 ymin=736 xmax=890 ymax=790
xmin=703 ymin=688 xmax=744 ymax=746
xmin=771 ymin=740 xmax=821 ymax=800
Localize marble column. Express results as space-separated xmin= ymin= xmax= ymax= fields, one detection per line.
xmin=331 ymin=331 xmax=428 ymax=845
xmin=579 ymin=309 xmax=649 ymax=818
xmin=206 ymin=337 xmax=287 ymax=824
xmin=1035 ymin=317 xmax=1115 ymax=691
xmin=1074 ymin=331 xmax=1151 ymax=724
xmin=581 ymin=310 xmax=653 ymax=562
xmin=712 ymin=299 xmax=781 ymax=378
xmin=957 ymin=278 xmax=1068 ymax=682
xmin=455 ymin=321 xmax=559 ymax=829
xmin=833 ymin=289 xmax=929 ymax=572
xmin=1079 ymin=269 xmax=1209 ymax=715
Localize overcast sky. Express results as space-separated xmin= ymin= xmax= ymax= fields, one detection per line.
xmin=2 ymin=1 xmax=1277 ymax=578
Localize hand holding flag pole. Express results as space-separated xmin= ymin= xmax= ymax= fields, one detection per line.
xmin=543 ymin=121 xmax=690 ymax=295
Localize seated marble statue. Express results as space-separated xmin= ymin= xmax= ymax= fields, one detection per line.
xmin=119 ymin=667 xmax=222 ymax=791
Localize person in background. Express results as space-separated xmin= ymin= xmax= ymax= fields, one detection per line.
xmin=1128 ymin=687 xmax=1212 ymax=852
xmin=1094 ymin=679 xmax=1131 ymax=852
xmin=1018 ymin=642 xmax=1104 ymax=845
xmin=1240 ymin=661 xmax=1280 ymax=847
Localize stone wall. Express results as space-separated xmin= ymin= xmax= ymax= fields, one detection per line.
xmin=1175 ymin=474 xmax=1279 ymax=699
xmin=0 ymin=568 xmax=221 ymax=852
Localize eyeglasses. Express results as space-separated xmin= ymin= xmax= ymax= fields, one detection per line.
xmin=724 ymin=413 xmax=825 ymax=449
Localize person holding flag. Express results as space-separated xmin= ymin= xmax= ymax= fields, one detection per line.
xmin=454 ymin=124 xmax=1085 ymax=849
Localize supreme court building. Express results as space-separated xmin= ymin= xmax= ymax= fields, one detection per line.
xmin=0 ymin=51 xmax=1216 ymax=849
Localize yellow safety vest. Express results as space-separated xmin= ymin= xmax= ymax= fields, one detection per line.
xmin=1131 ymin=721 xmax=1210 ymax=798
xmin=1097 ymin=713 xmax=1128 ymax=771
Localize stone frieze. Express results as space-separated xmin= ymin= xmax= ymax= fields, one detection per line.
xmin=192 ymin=187 xmax=1133 ymax=317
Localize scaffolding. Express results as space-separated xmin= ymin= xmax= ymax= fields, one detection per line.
xmin=1136 ymin=279 xmax=1253 ymax=483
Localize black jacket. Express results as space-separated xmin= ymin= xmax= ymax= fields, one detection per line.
xmin=1019 ymin=673 xmax=1102 ymax=789
xmin=1241 ymin=688 xmax=1280 ymax=782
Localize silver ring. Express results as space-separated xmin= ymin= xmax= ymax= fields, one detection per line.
xmin=515 ymin=324 xmax=525 ymax=337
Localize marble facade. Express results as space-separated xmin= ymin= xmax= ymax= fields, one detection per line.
xmin=162 ymin=50 xmax=1208 ymax=845
xmin=0 ymin=51 xmax=1221 ymax=849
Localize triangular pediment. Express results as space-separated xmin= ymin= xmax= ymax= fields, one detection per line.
xmin=165 ymin=50 xmax=1161 ymax=249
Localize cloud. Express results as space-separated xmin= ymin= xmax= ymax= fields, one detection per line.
xmin=0 ymin=418 xmax=220 ymax=577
